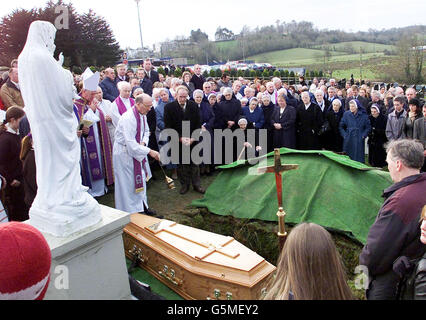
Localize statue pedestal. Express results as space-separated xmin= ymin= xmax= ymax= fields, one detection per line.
xmin=27 ymin=205 xmax=132 ymax=300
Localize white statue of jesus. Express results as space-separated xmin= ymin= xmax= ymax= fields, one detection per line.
xmin=18 ymin=21 xmax=102 ymax=237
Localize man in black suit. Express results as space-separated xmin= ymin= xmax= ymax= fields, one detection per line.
xmin=143 ymin=59 xmax=160 ymax=84
xmin=164 ymin=86 xmax=205 ymax=195
xmin=190 ymin=64 xmax=205 ymax=90
xmin=346 ymin=85 xmax=368 ymax=111
xmin=115 ymin=64 xmax=130 ymax=82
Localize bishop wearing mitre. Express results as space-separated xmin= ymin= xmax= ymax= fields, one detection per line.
xmin=73 ymin=68 xmax=114 ymax=197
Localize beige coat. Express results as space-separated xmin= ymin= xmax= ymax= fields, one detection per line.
xmin=0 ymin=79 xmax=24 ymax=109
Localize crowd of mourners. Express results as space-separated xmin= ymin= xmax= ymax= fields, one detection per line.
xmin=0 ymin=58 xmax=425 ymax=301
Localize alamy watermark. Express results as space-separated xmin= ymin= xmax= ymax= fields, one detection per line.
xmin=158 ymin=124 xmax=268 ymax=171
xmin=53 ymin=265 xmax=69 ymax=290
xmin=54 ymin=5 xmax=69 ymax=30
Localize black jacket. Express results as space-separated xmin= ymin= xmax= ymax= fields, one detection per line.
xmin=190 ymin=74 xmax=205 ymax=91
xmin=164 ymin=100 xmax=201 ymax=164
xmin=360 ymin=173 xmax=426 ymax=299
xmin=145 ymin=69 xmax=160 ymax=84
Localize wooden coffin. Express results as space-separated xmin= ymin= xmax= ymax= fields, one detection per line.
xmin=123 ymin=214 xmax=276 ymax=300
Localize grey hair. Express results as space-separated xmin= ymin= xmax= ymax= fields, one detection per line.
xmin=193 ymin=89 xmax=204 ymax=99
xmin=117 ymin=81 xmax=130 ymax=91
xmin=386 ymin=139 xmax=424 ymax=169
xmin=133 ymin=88 xmax=144 ymax=96
xmin=223 ymin=87 xmax=233 ymax=95
xmin=277 ymin=88 xmax=287 ymax=96
xmin=171 ymin=78 xmax=182 ymax=86
xmin=159 ymin=88 xmax=169 ymax=95
xmin=315 ymin=89 xmax=324 ymax=97
xmin=371 ymin=90 xmax=381 ymax=99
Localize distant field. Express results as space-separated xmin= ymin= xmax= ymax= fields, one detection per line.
xmin=214 ymin=40 xmax=238 ymax=51
xmin=332 ymin=68 xmax=383 ymax=81
xmin=248 ymin=48 xmax=386 ymax=67
xmin=313 ymin=41 xmax=396 ymax=53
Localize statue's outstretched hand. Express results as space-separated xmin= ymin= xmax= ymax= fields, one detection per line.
xmin=58 ymin=52 xmax=64 ymax=66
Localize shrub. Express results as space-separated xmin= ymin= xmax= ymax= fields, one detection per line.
xmin=157 ymin=66 xmax=165 ymax=76
xmin=249 ymin=70 xmax=257 ymax=78
xmin=215 ymin=69 xmax=223 ymax=78
xmin=262 ymin=69 xmax=270 ymax=78
xmin=174 ymin=68 xmax=182 ymax=77
xmin=244 ymin=69 xmax=251 ymax=77
xmin=209 ymin=69 xmax=216 ymax=78
xmin=273 ymin=70 xmax=281 ymax=77
xmin=203 ymin=70 xmax=209 ymax=78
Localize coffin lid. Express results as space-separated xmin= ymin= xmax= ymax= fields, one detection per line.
xmin=127 ymin=214 xmax=267 ymax=273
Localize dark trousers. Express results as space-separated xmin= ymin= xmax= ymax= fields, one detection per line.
xmin=177 ymin=164 xmax=201 ymax=187
xmin=4 ymin=184 xmax=29 ymax=222
xmin=366 ymin=270 xmax=400 ymax=300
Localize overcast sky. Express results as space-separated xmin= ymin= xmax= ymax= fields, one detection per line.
xmin=1 ymin=0 xmax=425 ymax=49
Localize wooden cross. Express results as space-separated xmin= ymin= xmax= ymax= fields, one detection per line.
xmin=257 ymin=149 xmax=298 ymax=251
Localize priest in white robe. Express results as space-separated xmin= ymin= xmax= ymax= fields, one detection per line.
xmin=95 ymin=86 xmax=115 ymax=146
xmin=113 ymin=93 xmax=160 ymax=216
xmin=111 ymin=81 xmax=134 ymax=128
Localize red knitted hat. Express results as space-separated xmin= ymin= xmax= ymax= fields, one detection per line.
xmin=0 ymin=222 xmax=51 ymax=300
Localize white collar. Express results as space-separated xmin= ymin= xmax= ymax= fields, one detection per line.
xmin=6 ymin=123 xmax=19 ymax=135
xmin=304 ymin=103 xmax=311 ymax=110
xmin=11 ymin=80 xmax=20 ymax=89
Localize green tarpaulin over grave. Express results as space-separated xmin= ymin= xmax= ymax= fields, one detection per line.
xmin=192 ymin=148 xmax=393 ymax=245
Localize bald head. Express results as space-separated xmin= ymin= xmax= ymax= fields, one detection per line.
xmin=135 ymin=93 xmax=153 ymax=115
xmin=104 ymin=68 xmax=115 ymax=81
xmin=406 ymin=88 xmax=416 ymax=101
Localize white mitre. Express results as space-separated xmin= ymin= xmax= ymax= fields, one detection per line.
xmin=82 ymin=68 xmax=100 ymax=92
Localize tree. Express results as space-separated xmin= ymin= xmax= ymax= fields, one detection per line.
xmin=190 ymin=29 xmax=208 ymax=43
xmin=0 ymin=1 xmax=122 ymax=69
xmin=79 ymin=9 xmax=122 ymax=68
xmin=0 ymin=8 xmax=39 ymax=65
xmin=215 ymin=27 xmax=235 ymax=41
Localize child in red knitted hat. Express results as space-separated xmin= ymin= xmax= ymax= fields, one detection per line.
xmin=0 ymin=222 xmax=51 ymax=300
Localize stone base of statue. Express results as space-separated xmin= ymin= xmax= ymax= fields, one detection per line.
xmin=28 ymin=192 xmax=102 ymax=238
xmin=27 ymin=205 xmax=132 ymax=300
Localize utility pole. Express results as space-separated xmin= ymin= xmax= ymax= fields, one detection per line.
xmin=360 ymin=46 xmax=363 ymax=82
xmin=135 ymin=0 xmax=144 ymax=58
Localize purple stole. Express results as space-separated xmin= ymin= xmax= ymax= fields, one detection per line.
xmin=132 ymin=106 xmax=149 ymax=193
xmin=95 ymin=107 xmax=114 ymax=186
xmin=74 ymin=98 xmax=114 ymax=186
xmin=73 ymin=104 xmax=92 ymax=189
xmin=115 ymin=96 xmax=135 ymax=116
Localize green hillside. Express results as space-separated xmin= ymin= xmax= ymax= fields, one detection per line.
xmin=247 ymin=48 xmax=386 ymax=67
xmin=313 ymin=41 xmax=396 ymax=53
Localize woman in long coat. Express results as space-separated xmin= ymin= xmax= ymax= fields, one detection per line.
xmin=324 ymin=99 xmax=344 ymax=152
xmin=271 ymin=94 xmax=297 ymax=149
xmin=339 ymin=99 xmax=371 ymax=163
xmin=368 ymin=104 xmax=388 ymax=167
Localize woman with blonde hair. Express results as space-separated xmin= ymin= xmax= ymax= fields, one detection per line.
xmin=264 ymin=223 xmax=353 ymax=300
